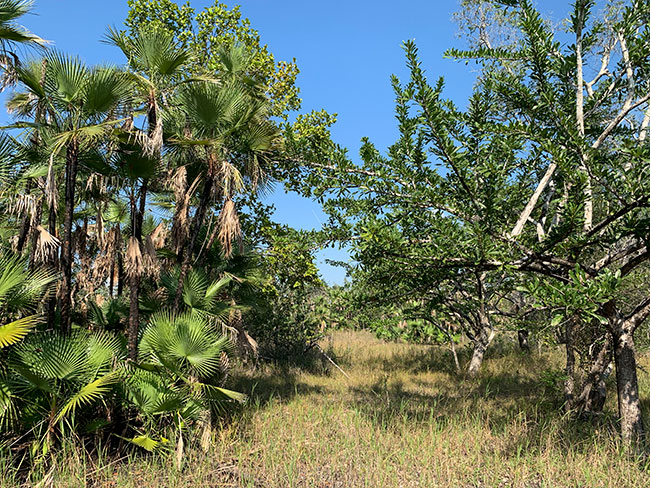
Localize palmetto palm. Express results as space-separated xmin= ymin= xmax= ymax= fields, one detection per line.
xmin=106 ymin=27 xmax=191 ymax=359
xmin=4 ymin=60 xmax=59 ymax=273
xmin=167 ymin=79 xmax=279 ymax=310
xmin=38 ymin=53 xmax=133 ymax=331
xmin=0 ymin=329 xmax=124 ymax=450
xmin=125 ymin=311 xmax=243 ymax=455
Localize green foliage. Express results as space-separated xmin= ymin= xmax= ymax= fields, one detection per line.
xmin=124 ymin=0 xmax=301 ymax=117
xmin=246 ymin=226 xmax=325 ymax=361
xmin=0 ymin=329 xmax=124 ymax=450
xmin=125 ymin=311 xmax=244 ymax=446
xmin=0 ymin=255 xmax=55 ymax=348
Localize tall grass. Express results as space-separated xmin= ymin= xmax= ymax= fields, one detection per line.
xmin=3 ymin=330 xmax=649 ymax=487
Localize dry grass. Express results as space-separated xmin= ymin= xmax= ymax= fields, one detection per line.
xmin=5 ymin=330 xmax=650 ymax=487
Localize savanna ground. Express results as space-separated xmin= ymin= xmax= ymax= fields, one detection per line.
xmin=5 ymin=330 xmax=650 ymax=488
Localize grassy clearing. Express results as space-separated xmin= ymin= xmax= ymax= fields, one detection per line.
xmin=4 ymin=330 xmax=650 ymax=487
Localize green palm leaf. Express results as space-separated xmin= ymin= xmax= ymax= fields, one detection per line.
xmin=123 ymin=434 xmax=170 ymax=452
xmin=55 ymin=371 xmax=121 ymax=423
xmin=0 ymin=314 xmax=38 ymax=348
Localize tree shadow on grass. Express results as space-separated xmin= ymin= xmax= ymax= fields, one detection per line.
xmin=347 ymin=370 xmax=623 ymax=459
xmin=228 ymin=365 xmax=327 ymax=409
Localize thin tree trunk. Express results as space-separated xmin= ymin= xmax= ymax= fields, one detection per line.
xmin=613 ymin=327 xmax=645 ymax=444
xmin=518 ymin=329 xmax=530 ymax=352
xmin=467 ymin=273 xmax=494 ymax=377
xmin=127 ymin=180 xmax=148 ymax=361
xmin=467 ymin=322 xmax=494 ymax=378
xmin=60 ymin=139 xmax=79 ymax=333
xmin=564 ymin=318 xmax=576 ymax=411
xmin=448 ymin=331 xmax=461 ymax=374
xmin=27 ymin=189 xmax=43 ymax=269
xmin=117 ymin=251 xmax=124 ymax=297
xmin=45 ymin=196 xmax=58 ymax=327
xmin=109 ymin=256 xmax=115 ymax=298
xmin=576 ymin=336 xmax=612 ymax=416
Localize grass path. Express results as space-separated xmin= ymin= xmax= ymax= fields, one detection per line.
xmin=24 ymin=331 xmax=650 ymax=487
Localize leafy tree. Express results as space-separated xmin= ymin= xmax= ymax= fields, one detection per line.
xmin=289 ymin=0 xmax=650 ymax=446
xmin=122 ymin=0 xmax=301 ymax=118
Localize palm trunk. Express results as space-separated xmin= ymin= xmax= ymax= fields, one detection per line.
xmin=127 ymin=180 xmax=148 ymax=360
xmin=173 ymin=167 xmax=215 ymax=311
xmin=109 ymin=255 xmax=115 ymax=298
xmin=117 ymin=248 xmax=124 ymax=297
xmin=60 ymin=138 xmax=79 ymax=333
xmin=16 ymin=179 xmax=33 ymax=255
xmin=45 ymin=195 xmax=58 ymax=327
xmin=27 ymin=188 xmax=44 ymax=269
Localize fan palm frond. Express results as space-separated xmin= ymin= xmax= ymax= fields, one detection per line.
xmin=55 ymin=370 xmax=121 ymax=423
xmin=0 ymin=314 xmax=38 ymax=348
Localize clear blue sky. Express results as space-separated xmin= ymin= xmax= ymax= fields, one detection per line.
xmin=12 ymin=0 xmax=577 ymax=284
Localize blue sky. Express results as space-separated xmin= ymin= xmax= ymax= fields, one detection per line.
xmin=11 ymin=0 xmax=577 ymax=284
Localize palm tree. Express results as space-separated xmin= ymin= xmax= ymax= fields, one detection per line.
xmin=167 ymin=79 xmax=279 ymax=311
xmin=106 ymin=27 xmax=190 ymax=359
xmin=41 ymin=53 xmax=132 ymax=331
xmin=1 ymin=329 xmax=124 ymax=451
xmin=5 ymin=60 xmax=53 ymax=265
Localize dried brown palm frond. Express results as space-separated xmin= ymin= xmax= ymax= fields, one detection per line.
xmin=0 ymin=53 xmax=19 ymax=90
xmin=218 ymin=199 xmax=242 ymax=259
xmin=228 ymin=304 xmax=258 ymax=360
xmin=6 ymin=192 xmax=37 ymax=218
xmin=95 ymin=208 xmax=105 ymax=249
xmin=74 ymin=223 xmax=89 ymax=262
xmin=87 ymin=228 xmax=118 ymax=293
xmin=106 ymin=225 xmax=123 ymax=290
xmin=219 ymin=159 xmax=243 ymax=199
xmin=123 ymin=114 xmax=134 ymax=132
xmin=125 ymin=236 xmax=143 ymax=280
xmin=143 ymin=235 xmax=161 ymax=279
xmin=149 ymin=286 xmax=168 ymax=306
xmin=149 ymin=222 xmax=167 ymax=250
xmin=33 ymin=225 xmax=60 ymax=264
xmin=199 ymin=409 xmax=212 ymax=453
xmin=171 ymin=172 xmax=200 ymax=255
xmin=171 ymin=165 xmax=187 ymax=200
xmin=7 ymin=234 xmax=18 ymax=252
xmin=85 ymin=173 xmax=102 ymax=192
xmin=142 ymin=223 xmax=166 ymax=278
xmin=219 ymin=350 xmax=230 ymax=385
xmin=140 ymin=97 xmax=163 ymax=157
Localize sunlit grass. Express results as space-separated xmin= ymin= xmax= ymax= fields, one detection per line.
xmin=3 ymin=330 xmax=650 ymax=487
